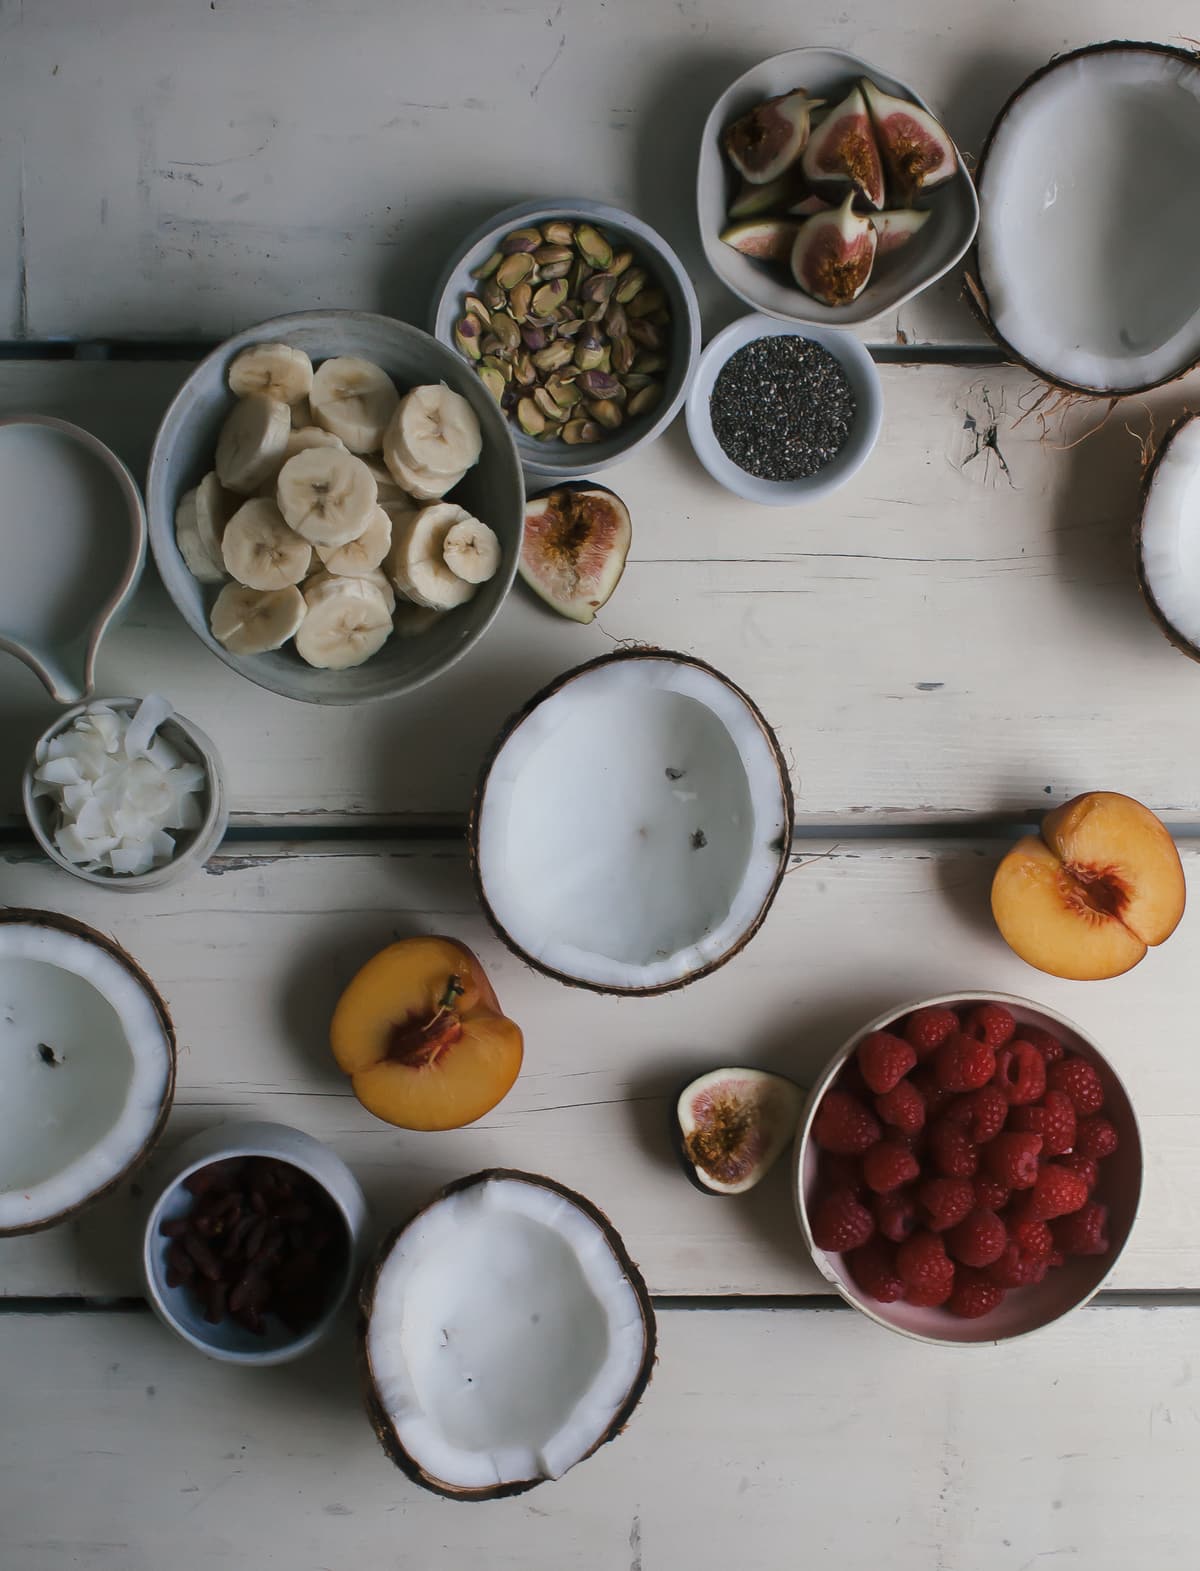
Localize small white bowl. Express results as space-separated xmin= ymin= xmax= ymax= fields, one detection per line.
xmin=697 ymin=48 xmax=979 ymax=328
xmin=431 ymin=197 xmax=701 ymax=480
xmin=23 ymin=696 xmax=228 ymax=890
xmin=686 ymin=314 xmax=882 ymax=505
xmin=143 ymin=1121 xmax=368 ymax=1366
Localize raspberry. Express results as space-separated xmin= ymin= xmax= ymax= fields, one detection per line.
xmin=1052 ymin=1201 xmax=1110 ymax=1257
xmin=1075 ymin=1116 xmax=1119 ymax=1160
xmin=1046 ymin=1056 xmax=1104 ymax=1117
xmin=918 ymin=1176 xmax=975 ymax=1232
xmin=812 ymin=1089 xmax=881 ymax=1156
xmin=1020 ymin=1024 xmax=1065 ymax=1064
xmin=872 ymin=1188 xmax=918 ymax=1244
xmin=929 ymin=1121 xmax=980 ymax=1179
xmin=988 ymin=1240 xmax=1050 ymax=1288
xmin=948 ymin=1267 xmax=1006 ymax=1318
xmin=946 ymin=1207 xmax=1007 ymax=1268
xmin=1025 ymin=1164 xmax=1089 ymax=1222
xmin=896 ymin=1230 xmax=956 ymax=1307
xmin=1058 ymin=1152 xmax=1100 ymax=1194
xmin=862 ymin=1141 xmax=920 ymax=1194
xmin=874 ymin=1080 xmax=926 ymax=1136
xmin=910 ymin=1067 xmax=955 ymax=1121
xmin=810 ymin=1188 xmax=875 ymax=1252
xmin=935 ymin=1033 xmax=996 ymax=1092
xmin=1009 ymin=1090 xmax=1077 ymax=1158
xmin=984 ymin=1131 xmax=1043 ymax=1190
xmin=993 ymin=1040 xmax=1047 ymax=1106
xmin=943 ymin=1084 xmax=1007 ymax=1143
xmin=1009 ymin=1216 xmax=1054 ymax=1261
xmin=962 ymin=1003 xmax=1016 ymax=1048
xmin=856 ymin=1030 xmax=917 ymax=1094
xmin=901 ymin=1006 xmax=958 ymax=1059
xmin=973 ymin=1172 xmax=1010 ymax=1211
xmin=1048 ymin=1248 xmax=1066 ymax=1269
xmin=847 ymin=1239 xmax=905 ymax=1303
xmin=819 ymin=1152 xmax=865 ymax=1195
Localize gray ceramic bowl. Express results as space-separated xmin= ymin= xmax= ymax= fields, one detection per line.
xmin=431 ymin=198 xmax=701 ymax=480
xmin=147 ymin=311 xmax=524 ymax=705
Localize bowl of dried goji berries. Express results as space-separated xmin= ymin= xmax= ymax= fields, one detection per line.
xmin=794 ymin=992 xmax=1141 ymax=1344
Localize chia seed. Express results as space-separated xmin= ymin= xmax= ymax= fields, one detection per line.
xmin=710 ymin=335 xmax=856 ymax=481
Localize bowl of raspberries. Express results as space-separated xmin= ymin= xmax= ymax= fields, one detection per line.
xmin=796 ymin=992 xmax=1141 ymax=1343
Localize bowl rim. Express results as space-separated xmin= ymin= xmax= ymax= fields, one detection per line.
xmin=22 ymin=695 xmax=227 ymax=890
xmin=696 ymin=46 xmax=980 ymax=327
xmin=685 ymin=312 xmax=883 ymax=504
xmin=145 ymin=308 xmax=524 ymax=706
xmin=142 ymin=1120 xmax=368 ymax=1365
xmin=793 ymin=989 xmax=1143 ymax=1347
xmin=429 ymin=196 xmax=702 ymax=479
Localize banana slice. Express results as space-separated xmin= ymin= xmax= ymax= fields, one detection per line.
xmin=315 ymin=505 xmax=392 ymax=576
xmin=221 ymin=498 xmax=313 ymax=590
xmin=309 ymin=356 xmax=400 ymax=452
xmin=296 ymin=575 xmax=393 ymax=669
xmin=390 ymin=383 xmax=482 ymax=476
xmin=195 ymin=471 xmax=235 ymax=563
xmin=287 ymin=425 xmax=344 ymax=458
xmin=443 ymin=515 xmax=502 ymax=584
xmin=292 ymin=396 xmax=314 ymax=428
xmin=306 ymin=565 xmax=396 ymax=614
xmin=276 ymin=447 xmax=377 ymax=549
xmin=382 ymin=442 xmax=465 ymax=502
xmin=227 ymin=343 xmax=314 ymax=406
xmin=361 ymin=454 xmax=410 ymax=504
xmin=211 ymin=583 xmax=306 ymax=655
xmin=393 ymin=602 xmax=444 ymax=639
xmin=215 ymin=394 xmax=291 ymax=495
xmin=387 ymin=502 xmax=479 ymax=611
xmin=175 ymin=487 xmax=226 ymax=584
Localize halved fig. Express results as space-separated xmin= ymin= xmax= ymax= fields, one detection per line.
xmin=520 ymin=483 xmax=631 ymax=624
xmin=861 ymin=78 xmax=955 ymax=200
xmin=801 ymin=85 xmax=885 ymax=209
xmin=790 ymin=191 xmax=878 ymax=307
xmin=719 ymin=218 xmax=800 ymax=263
xmin=869 ymin=207 xmax=932 ymax=255
xmin=727 ymin=171 xmax=798 ymax=219
xmin=788 ymin=193 xmax=832 ymax=217
xmin=675 ymin=1068 xmax=804 ymax=1196
xmin=722 ymin=88 xmax=824 ymax=184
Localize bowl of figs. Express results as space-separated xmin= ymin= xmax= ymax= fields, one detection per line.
xmin=697 ymin=47 xmax=979 ymax=327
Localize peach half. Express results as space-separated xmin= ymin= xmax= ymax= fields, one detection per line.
xmin=991 ymin=792 xmax=1185 ymax=981
xmin=331 ymin=936 xmax=523 ymax=1130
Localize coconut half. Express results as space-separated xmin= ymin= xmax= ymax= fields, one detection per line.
xmin=0 ymin=909 xmax=175 ymax=1235
xmin=470 ymin=650 xmax=793 ymax=994
xmin=974 ymin=42 xmax=1200 ymax=395
xmin=1136 ymin=412 xmax=1200 ymax=661
xmin=360 ymin=1169 xmax=655 ymax=1500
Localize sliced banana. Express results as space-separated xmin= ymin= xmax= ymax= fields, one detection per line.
xmin=175 ymin=487 xmax=225 ymax=584
xmin=442 ymin=515 xmax=501 ymax=584
xmin=276 ymin=447 xmax=377 ymax=549
xmin=296 ymin=575 xmax=393 ymax=669
xmin=227 ymin=343 xmax=314 ymax=406
xmin=306 ymin=565 xmax=395 ymax=614
xmin=387 ymin=502 xmax=479 ymax=611
xmin=211 ymin=583 xmax=306 ymax=655
xmin=390 ymin=383 xmax=482 ymax=476
xmin=309 ymin=356 xmax=400 ymax=452
xmin=361 ymin=454 xmax=410 ymax=504
xmin=382 ymin=442 xmax=465 ymax=502
xmin=287 ymin=425 xmax=344 ymax=458
xmin=393 ymin=602 xmax=444 ymax=639
xmin=221 ymin=498 xmax=313 ymax=590
xmin=316 ymin=505 xmax=392 ymax=576
xmin=195 ymin=471 xmax=235 ymax=563
xmin=215 ymin=394 xmax=291 ymax=495
xmin=292 ymin=396 xmax=314 ymax=428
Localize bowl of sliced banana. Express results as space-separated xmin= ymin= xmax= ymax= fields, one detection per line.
xmin=146 ymin=310 xmax=524 ymax=704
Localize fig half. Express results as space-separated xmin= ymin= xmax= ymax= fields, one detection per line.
xmin=675 ymin=1068 xmax=804 ymax=1196
xmin=869 ymin=207 xmax=932 ymax=255
xmin=790 ymin=191 xmax=878 ymax=307
xmin=719 ymin=218 xmax=800 ymax=263
xmin=722 ymin=88 xmax=824 ymax=184
xmin=801 ymin=84 xmax=885 ymax=209
xmin=520 ymin=482 xmax=631 ymax=624
xmin=727 ymin=171 xmax=798 ymax=219
xmin=861 ymin=78 xmax=955 ymax=200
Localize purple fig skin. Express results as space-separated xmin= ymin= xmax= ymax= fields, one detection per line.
xmin=722 ymin=87 xmax=823 ymax=184
xmin=790 ymin=191 xmax=878 ymax=307
xmin=719 ymin=218 xmax=801 ymax=263
xmin=869 ymin=207 xmax=932 ymax=255
xmin=861 ymin=78 xmax=955 ymax=199
xmin=801 ymin=85 xmax=885 ymax=209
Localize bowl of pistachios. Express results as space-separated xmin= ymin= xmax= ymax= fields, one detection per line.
xmin=432 ymin=198 xmax=700 ymax=478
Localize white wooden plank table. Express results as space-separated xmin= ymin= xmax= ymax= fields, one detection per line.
xmin=4 ymin=4 xmax=1200 ymax=1568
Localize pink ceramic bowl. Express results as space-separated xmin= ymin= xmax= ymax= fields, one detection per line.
xmin=794 ymin=991 xmax=1142 ymax=1346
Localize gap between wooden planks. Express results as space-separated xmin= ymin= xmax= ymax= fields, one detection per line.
xmin=2 ymin=836 xmax=1197 ymax=1301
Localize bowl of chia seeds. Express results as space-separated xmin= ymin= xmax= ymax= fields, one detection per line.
xmin=685 ymin=314 xmax=882 ymax=505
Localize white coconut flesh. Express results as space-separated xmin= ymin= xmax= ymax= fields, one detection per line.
xmin=0 ymin=923 xmax=172 ymax=1233
xmin=1140 ymin=415 xmax=1200 ymax=646
xmin=978 ymin=46 xmax=1200 ymax=391
xmin=476 ymin=657 xmax=790 ymax=990
xmin=366 ymin=1175 xmax=649 ymax=1492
